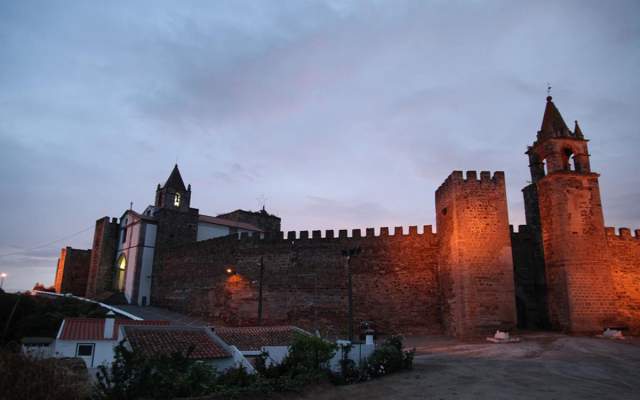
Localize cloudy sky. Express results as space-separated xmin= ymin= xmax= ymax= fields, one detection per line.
xmin=1 ymin=0 xmax=639 ymax=291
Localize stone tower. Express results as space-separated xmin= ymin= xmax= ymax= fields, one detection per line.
xmin=525 ymin=96 xmax=617 ymax=332
xmin=436 ymin=170 xmax=517 ymax=337
xmin=151 ymin=165 xmax=199 ymax=301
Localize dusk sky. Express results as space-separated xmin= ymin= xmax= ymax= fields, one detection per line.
xmin=1 ymin=0 xmax=639 ymax=291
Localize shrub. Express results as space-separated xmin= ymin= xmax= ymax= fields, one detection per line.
xmin=94 ymin=342 xmax=217 ymax=400
xmin=365 ymin=335 xmax=415 ymax=378
xmin=281 ymin=332 xmax=337 ymax=375
xmin=0 ymin=349 xmax=89 ymax=400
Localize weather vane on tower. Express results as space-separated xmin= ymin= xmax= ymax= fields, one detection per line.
xmin=546 ymin=82 xmax=552 ymax=96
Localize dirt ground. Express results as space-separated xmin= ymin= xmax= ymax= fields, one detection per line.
xmin=297 ymin=333 xmax=640 ymax=400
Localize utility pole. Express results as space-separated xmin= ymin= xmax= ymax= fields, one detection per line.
xmin=342 ymin=247 xmax=361 ymax=342
xmin=257 ymin=256 xmax=264 ymax=325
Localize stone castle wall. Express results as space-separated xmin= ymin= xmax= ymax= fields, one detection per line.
xmin=606 ymin=228 xmax=640 ymax=334
xmin=153 ymin=227 xmax=441 ymax=337
xmin=54 ymin=247 xmax=92 ymax=296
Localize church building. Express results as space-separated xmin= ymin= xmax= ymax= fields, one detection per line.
xmin=55 ymin=164 xmax=280 ymax=305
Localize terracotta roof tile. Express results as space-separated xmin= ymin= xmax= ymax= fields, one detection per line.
xmin=58 ymin=318 xmax=170 ymax=341
xmin=124 ymin=326 xmax=230 ymax=359
xmin=214 ymin=326 xmax=310 ymax=351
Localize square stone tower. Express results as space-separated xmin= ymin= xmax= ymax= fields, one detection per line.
xmin=436 ymin=170 xmax=517 ymax=337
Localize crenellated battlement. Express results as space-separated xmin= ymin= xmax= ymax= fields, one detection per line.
xmin=605 ymin=227 xmax=640 ymax=240
xmin=436 ymin=170 xmax=505 ymax=200
xmin=230 ymin=225 xmax=437 ymax=242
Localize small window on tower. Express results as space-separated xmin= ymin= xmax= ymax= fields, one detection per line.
xmin=174 ymin=192 xmax=181 ymax=207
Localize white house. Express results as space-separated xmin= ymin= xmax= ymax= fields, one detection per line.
xmin=214 ymin=325 xmax=376 ymax=371
xmin=214 ymin=326 xmax=313 ymax=366
xmin=121 ymin=325 xmax=253 ymax=373
xmin=53 ymin=312 xmax=169 ymax=368
xmin=53 ymin=312 xmax=254 ymax=373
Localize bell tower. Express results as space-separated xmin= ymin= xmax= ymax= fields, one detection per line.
xmin=155 ymin=164 xmax=191 ymax=212
xmin=525 ymin=96 xmax=616 ymax=332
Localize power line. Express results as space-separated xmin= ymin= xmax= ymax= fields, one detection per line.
xmin=0 ymin=225 xmax=94 ymax=258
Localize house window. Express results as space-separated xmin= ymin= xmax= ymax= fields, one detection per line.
xmin=174 ymin=192 xmax=181 ymax=207
xmin=76 ymin=343 xmax=94 ymax=357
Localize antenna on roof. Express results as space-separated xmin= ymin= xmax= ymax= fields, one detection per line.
xmin=257 ymin=194 xmax=267 ymax=211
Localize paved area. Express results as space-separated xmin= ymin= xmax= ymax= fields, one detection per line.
xmin=114 ymin=305 xmax=208 ymax=327
xmin=298 ymin=333 xmax=640 ymax=400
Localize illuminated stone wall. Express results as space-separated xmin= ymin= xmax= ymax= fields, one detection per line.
xmin=606 ymin=228 xmax=640 ymax=334
xmin=54 ymin=246 xmax=92 ymax=296
xmin=435 ymin=171 xmax=517 ymax=337
xmin=86 ymin=217 xmax=119 ymax=298
xmin=536 ymin=173 xmax=618 ymax=332
xmin=153 ymin=227 xmax=441 ymax=337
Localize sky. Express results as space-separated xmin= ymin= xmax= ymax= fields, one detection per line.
xmin=1 ymin=0 xmax=639 ymax=291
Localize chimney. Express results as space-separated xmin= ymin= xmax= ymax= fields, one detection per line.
xmin=104 ymin=311 xmax=116 ymax=339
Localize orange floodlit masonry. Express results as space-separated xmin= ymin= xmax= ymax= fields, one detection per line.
xmin=55 ymin=96 xmax=640 ymax=338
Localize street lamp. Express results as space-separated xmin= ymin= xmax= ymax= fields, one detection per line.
xmin=342 ymin=247 xmax=361 ymax=342
xmin=0 ymin=273 xmax=6 ymax=290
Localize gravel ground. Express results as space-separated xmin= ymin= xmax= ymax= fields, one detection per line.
xmin=296 ymin=333 xmax=640 ymax=400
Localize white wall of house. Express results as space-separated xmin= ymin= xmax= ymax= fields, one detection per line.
xmin=328 ymin=343 xmax=375 ymax=372
xmin=22 ymin=344 xmax=53 ymax=359
xmin=261 ymin=346 xmax=290 ymax=366
xmin=197 ymin=222 xmax=231 ymax=241
xmin=54 ymin=340 xmax=118 ymax=368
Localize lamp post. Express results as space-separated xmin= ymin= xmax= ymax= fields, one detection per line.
xmin=257 ymin=256 xmax=264 ymax=326
xmin=342 ymin=247 xmax=361 ymax=342
xmin=0 ymin=273 xmax=6 ymax=290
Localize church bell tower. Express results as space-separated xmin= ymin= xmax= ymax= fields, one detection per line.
xmin=155 ymin=164 xmax=191 ymax=212
xmin=524 ymin=96 xmax=616 ymax=332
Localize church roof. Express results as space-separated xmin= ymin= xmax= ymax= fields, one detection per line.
xmin=163 ymin=164 xmax=187 ymax=192
xmin=198 ymin=215 xmax=263 ymax=231
xmin=538 ymin=96 xmax=572 ymax=140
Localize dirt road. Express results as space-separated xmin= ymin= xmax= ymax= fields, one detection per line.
xmin=298 ymin=333 xmax=640 ymax=400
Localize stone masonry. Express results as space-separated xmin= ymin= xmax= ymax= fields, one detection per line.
xmin=54 ymin=247 xmax=92 ymax=296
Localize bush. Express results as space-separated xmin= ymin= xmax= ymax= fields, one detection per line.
xmin=366 ymin=335 xmax=415 ymax=378
xmin=94 ymin=342 xmax=217 ymax=400
xmin=0 ymin=349 xmax=89 ymax=400
xmin=330 ymin=335 xmax=415 ymax=384
xmin=281 ymin=332 xmax=337 ymax=374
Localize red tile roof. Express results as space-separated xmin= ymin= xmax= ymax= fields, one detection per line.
xmin=214 ymin=326 xmax=310 ymax=351
xmin=58 ymin=318 xmax=170 ymax=341
xmin=123 ymin=326 xmax=231 ymax=360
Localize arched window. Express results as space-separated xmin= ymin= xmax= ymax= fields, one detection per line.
xmin=116 ymin=254 xmax=126 ymax=292
xmin=563 ymin=148 xmax=575 ymax=171
xmin=174 ymin=192 xmax=181 ymax=207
